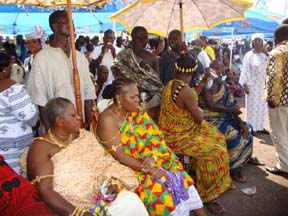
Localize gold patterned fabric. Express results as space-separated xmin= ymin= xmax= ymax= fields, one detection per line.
xmin=51 ymin=129 xmax=138 ymax=208
xmin=266 ymin=40 xmax=288 ymax=107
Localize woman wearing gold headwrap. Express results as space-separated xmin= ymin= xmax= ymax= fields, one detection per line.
xmin=158 ymin=55 xmax=231 ymax=215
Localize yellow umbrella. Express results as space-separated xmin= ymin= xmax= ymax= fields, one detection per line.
xmin=111 ymin=0 xmax=253 ymax=41
xmin=0 ymin=0 xmax=108 ymax=127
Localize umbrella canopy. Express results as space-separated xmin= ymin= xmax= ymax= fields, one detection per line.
xmin=0 ymin=0 xmax=109 ymax=127
xmin=0 ymin=0 xmax=107 ymax=7
xmin=202 ymin=8 xmax=278 ymax=36
xmin=111 ymin=0 xmax=253 ymax=39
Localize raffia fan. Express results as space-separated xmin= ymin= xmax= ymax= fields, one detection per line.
xmin=0 ymin=0 xmax=109 ymax=8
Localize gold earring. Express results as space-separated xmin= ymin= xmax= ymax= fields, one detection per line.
xmin=117 ymin=101 xmax=122 ymax=109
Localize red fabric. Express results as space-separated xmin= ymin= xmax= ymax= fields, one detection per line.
xmin=0 ymin=155 xmax=54 ymax=216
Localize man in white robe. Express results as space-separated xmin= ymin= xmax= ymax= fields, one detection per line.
xmin=27 ymin=10 xmax=96 ymax=131
xmin=239 ymin=33 xmax=269 ymax=134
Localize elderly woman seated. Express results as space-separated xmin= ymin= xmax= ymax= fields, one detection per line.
xmin=22 ymin=97 xmax=148 ymax=216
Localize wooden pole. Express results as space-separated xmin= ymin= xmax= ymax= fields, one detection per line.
xmin=179 ymin=0 xmax=184 ymax=41
xmin=67 ymin=0 xmax=84 ymax=127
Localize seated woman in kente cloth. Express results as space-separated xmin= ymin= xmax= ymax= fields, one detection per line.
xmin=22 ymin=97 xmax=148 ymax=216
xmin=200 ymin=60 xmax=261 ymax=183
xmin=97 ymin=78 xmax=206 ymax=216
xmin=0 ymin=154 xmax=53 ymax=216
xmin=158 ymin=55 xmax=231 ymax=215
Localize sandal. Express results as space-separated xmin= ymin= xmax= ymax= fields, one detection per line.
xmin=231 ymin=171 xmax=247 ymax=183
xmin=249 ymin=157 xmax=265 ymax=166
xmin=229 ymin=183 xmax=236 ymax=190
xmin=204 ymin=198 xmax=226 ymax=215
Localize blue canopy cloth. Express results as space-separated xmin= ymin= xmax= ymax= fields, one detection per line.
xmin=0 ymin=5 xmax=125 ymax=34
xmin=0 ymin=0 xmax=109 ymax=127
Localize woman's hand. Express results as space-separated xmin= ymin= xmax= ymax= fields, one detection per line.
xmin=150 ymin=167 xmax=171 ymax=184
xmin=203 ymin=68 xmax=211 ymax=83
xmin=181 ymin=41 xmax=190 ymax=55
xmin=231 ymin=107 xmax=242 ymax=115
xmin=238 ymin=119 xmax=248 ymax=135
xmin=141 ymin=155 xmax=157 ymax=173
xmin=107 ymin=184 xmax=118 ymax=195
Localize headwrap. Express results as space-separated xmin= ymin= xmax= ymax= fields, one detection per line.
xmin=251 ymin=33 xmax=264 ymax=41
xmin=25 ymin=25 xmax=48 ymax=48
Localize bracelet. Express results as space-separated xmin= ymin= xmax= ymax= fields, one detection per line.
xmin=70 ymin=207 xmax=90 ymax=216
xmin=198 ymin=82 xmax=205 ymax=87
xmin=31 ymin=174 xmax=53 ymax=185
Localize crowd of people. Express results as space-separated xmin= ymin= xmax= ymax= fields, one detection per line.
xmin=1 ymin=9 xmax=288 ymax=216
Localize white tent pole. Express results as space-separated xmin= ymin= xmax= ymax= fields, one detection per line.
xmin=229 ymin=27 xmax=234 ymax=69
xmin=112 ymin=20 xmax=116 ymax=33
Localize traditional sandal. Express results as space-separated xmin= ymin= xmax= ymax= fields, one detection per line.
xmin=249 ymin=157 xmax=265 ymax=166
xmin=228 ymin=183 xmax=236 ymax=190
xmin=204 ymin=198 xmax=226 ymax=215
xmin=231 ymin=171 xmax=247 ymax=183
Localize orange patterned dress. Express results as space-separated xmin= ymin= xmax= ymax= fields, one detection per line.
xmin=158 ymin=80 xmax=231 ymax=202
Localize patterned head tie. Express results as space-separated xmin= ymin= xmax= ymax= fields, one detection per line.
xmin=175 ymin=60 xmax=198 ymax=74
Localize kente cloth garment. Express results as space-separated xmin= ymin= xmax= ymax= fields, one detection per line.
xmin=265 ymin=40 xmax=288 ymax=107
xmin=0 ymin=155 xmax=53 ymax=216
xmin=113 ymin=48 xmax=163 ymax=101
xmin=201 ymin=82 xmax=253 ymax=170
xmin=48 ymin=129 xmax=147 ymax=216
xmin=120 ymin=108 xmax=200 ymax=216
xmin=239 ymin=50 xmax=268 ymax=131
xmin=0 ymin=83 xmax=38 ymax=174
xmin=158 ymin=81 xmax=231 ymax=202
xmin=27 ymin=46 xmax=96 ymax=116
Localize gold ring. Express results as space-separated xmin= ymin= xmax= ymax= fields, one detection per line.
xmin=160 ymin=176 xmax=166 ymax=182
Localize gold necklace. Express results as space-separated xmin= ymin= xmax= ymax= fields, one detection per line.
xmin=48 ymin=129 xmax=72 ymax=148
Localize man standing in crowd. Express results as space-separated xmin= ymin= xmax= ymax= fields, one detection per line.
xmin=239 ymin=33 xmax=269 ymax=135
xmin=113 ymin=26 xmax=163 ymax=110
xmin=15 ymin=35 xmax=29 ymax=64
xmin=90 ymin=29 xmax=121 ymax=83
xmin=27 ymin=10 xmax=96 ymax=130
xmin=265 ymin=24 xmax=288 ymax=176
xmin=23 ymin=26 xmax=47 ymax=87
xmin=159 ymin=29 xmax=192 ymax=85
xmin=200 ymin=35 xmax=216 ymax=61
